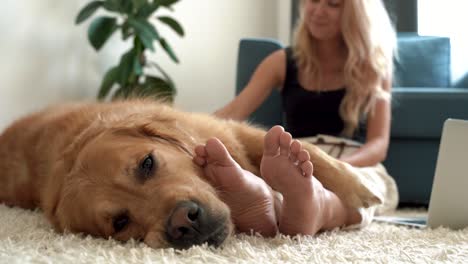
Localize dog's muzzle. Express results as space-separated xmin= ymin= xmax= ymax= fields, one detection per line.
xmin=165 ymin=200 xmax=229 ymax=249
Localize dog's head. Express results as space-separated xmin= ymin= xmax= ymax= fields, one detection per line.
xmin=42 ymin=114 xmax=232 ymax=249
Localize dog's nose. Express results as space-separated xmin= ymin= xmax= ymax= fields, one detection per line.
xmin=166 ymin=201 xmax=228 ymax=249
xmin=167 ymin=201 xmax=201 ymax=240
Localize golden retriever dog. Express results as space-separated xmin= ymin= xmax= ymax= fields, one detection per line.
xmin=0 ymin=100 xmax=381 ymax=249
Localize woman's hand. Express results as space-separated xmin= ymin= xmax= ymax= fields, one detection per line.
xmin=340 ymin=78 xmax=392 ymax=167
xmin=339 ymin=137 xmax=388 ymax=167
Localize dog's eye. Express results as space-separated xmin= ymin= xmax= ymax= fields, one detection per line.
xmin=138 ymin=154 xmax=156 ymax=180
xmin=113 ymin=212 xmax=130 ymax=233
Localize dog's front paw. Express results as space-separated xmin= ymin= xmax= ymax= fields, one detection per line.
xmin=334 ymin=164 xmax=384 ymax=209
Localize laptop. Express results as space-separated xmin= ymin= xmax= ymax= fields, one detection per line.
xmin=374 ymin=119 xmax=468 ymax=229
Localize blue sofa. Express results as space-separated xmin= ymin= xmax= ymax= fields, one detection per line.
xmin=235 ymin=36 xmax=468 ymax=206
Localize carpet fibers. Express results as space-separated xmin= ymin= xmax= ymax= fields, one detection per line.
xmin=1 ymin=205 xmax=467 ymax=263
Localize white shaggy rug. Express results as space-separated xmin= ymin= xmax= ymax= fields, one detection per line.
xmin=1 ymin=205 xmax=467 ymax=263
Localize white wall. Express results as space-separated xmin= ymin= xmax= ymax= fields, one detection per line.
xmin=0 ymin=0 xmax=291 ymax=130
xmin=278 ymin=0 xmax=293 ymax=45
xmin=418 ymin=0 xmax=468 ymax=83
xmin=153 ymin=0 xmax=283 ymax=112
xmin=0 ymin=0 xmax=99 ymax=130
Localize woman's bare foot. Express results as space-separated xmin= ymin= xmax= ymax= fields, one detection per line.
xmin=193 ymin=137 xmax=278 ymax=236
xmin=260 ymin=126 xmax=330 ymax=236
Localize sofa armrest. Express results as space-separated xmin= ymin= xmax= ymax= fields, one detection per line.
xmin=387 ymin=87 xmax=468 ymax=204
xmin=391 ymin=87 xmax=468 ymax=138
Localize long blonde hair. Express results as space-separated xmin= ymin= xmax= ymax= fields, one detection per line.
xmin=293 ymin=0 xmax=396 ymax=137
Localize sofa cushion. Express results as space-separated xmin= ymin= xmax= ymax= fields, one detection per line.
xmin=394 ymin=35 xmax=451 ymax=88
xmin=236 ymin=38 xmax=284 ymax=128
xmin=391 ymin=88 xmax=468 ymax=138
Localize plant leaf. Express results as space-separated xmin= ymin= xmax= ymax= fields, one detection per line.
xmin=143 ymin=76 xmax=175 ymax=99
xmin=75 ymin=1 xmax=104 ymax=24
xmin=136 ymin=2 xmax=160 ymax=18
xmin=118 ymin=49 xmax=136 ymax=86
xmin=128 ymin=18 xmax=159 ymax=51
xmin=88 ymin=16 xmax=118 ymax=50
xmin=157 ymin=16 xmax=184 ymax=36
xmin=148 ymin=62 xmax=175 ymax=89
xmin=133 ymin=53 xmax=143 ymax=75
xmin=120 ymin=0 xmax=133 ymax=14
xmin=159 ymin=38 xmax=179 ymax=63
xmin=121 ymin=22 xmax=133 ymax=40
xmin=158 ymin=0 xmax=180 ymax=8
xmin=103 ymin=0 xmax=120 ymax=12
xmin=133 ymin=0 xmax=147 ymax=10
xmin=145 ymin=76 xmax=167 ymax=85
xmin=103 ymin=0 xmax=132 ymax=14
xmin=97 ymin=66 xmax=120 ymax=100
xmin=112 ymin=85 xmax=126 ymax=99
xmin=140 ymin=0 xmax=179 ymax=15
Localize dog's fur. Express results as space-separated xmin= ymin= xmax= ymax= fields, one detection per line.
xmin=0 ymin=100 xmax=381 ymax=248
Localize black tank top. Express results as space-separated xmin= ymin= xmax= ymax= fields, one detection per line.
xmin=281 ymin=47 xmax=364 ymax=140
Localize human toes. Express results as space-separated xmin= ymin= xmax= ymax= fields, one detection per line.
xmin=299 ymin=160 xmax=314 ymax=177
xmin=289 ymin=140 xmax=302 ymax=161
xmin=296 ymin=148 xmax=313 ymax=177
xmin=204 ymin=137 xmax=236 ymax=167
xmin=289 ymin=142 xmax=313 ymax=177
xmin=279 ymin=131 xmax=293 ymax=157
xmin=263 ymin=125 xmax=284 ymax=156
xmin=296 ymin=149 xmax=310 ymax=163
xmin=193 ymin=145 xmax=207 ymax=166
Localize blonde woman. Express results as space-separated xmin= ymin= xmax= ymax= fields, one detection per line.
xmin=193 ymin=0 xmax=399 ymax=236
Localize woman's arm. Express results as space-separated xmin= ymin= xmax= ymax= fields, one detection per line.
xmin=340 ymin=78 xmax=392 ymax=167
xmin=214 ymin=50 xmax=286 ymax=120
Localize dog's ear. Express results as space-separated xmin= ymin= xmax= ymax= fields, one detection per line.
xmin=40 ymin=158 xmax=68 ymax=232
xmin=40 ymin=121 xmax=106 ymax=232
xmin=40 ymin=143 xmax=84 ymax=232
xmin=41 ymin=167 xmax=89 ymax=234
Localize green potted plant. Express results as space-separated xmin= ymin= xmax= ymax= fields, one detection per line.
xmin=75 ymin=0 xmax=184 ymax=101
